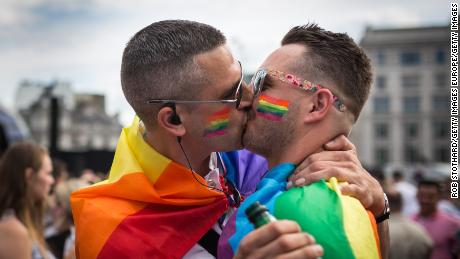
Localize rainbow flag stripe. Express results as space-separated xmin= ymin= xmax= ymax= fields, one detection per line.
xmin=220 ymin=163 xmax=380 ymax=259
xmin=205 ymin=107 xmax=231 ymax=137
xmin=256 ymin=94 xmax=289 ymax=121
xmin=275 ymin=178 xmax=381 ymax=259
xmin=71 ymin=117 xmax=228 ymax=259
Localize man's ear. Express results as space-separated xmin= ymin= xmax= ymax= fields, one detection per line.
xmin=304 ymin=89 xmax=334 ymax=123
xmin=157 ymin=107 xmax=186 ymax=137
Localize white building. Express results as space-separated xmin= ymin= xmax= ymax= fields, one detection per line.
xmin=17 ymin=81 xmax=121 ymax=151
xmin=351 ymin=25 xmax=450 ymax=169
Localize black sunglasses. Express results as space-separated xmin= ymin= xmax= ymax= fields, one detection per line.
xmin=147 ymin=61 xmax=244 ymax=109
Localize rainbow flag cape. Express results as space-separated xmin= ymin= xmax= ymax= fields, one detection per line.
xmin=218 ymin=163 xmax=381 ymax=259
xmin=71 ymin=117 xmax=228 ymax=259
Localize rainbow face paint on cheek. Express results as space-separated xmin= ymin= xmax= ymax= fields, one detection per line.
xmin=204 ymin=107 xmax=231 ymax=137
xmin=256 ymin=94 xmax=289 ymax=121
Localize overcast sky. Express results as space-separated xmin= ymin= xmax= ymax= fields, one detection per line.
xmin=0 ymin=0 xmax=451 ymax=125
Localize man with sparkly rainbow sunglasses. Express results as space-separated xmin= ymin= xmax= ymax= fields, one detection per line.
xmin=218 ymin=23 xmax=388 ymax=259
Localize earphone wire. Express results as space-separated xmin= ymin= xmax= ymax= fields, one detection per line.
xmin=177 ymin=139 xmax=225 ymax=193
xmin=139 ymin=116 xmax=225 ymax=193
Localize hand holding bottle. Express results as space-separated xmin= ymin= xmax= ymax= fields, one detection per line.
xmin=233 ymin=202 xmax=323 ymax=259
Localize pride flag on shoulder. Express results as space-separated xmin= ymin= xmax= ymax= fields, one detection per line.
xmin=71 ymin=117 xmax=228 ymax=259
xmin=218 ymin=163 xmax=380 ymax=259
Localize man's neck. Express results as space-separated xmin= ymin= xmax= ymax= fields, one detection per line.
xmin=266 ymin=134 xmax=323 ymax=169
xmin=266 ymin=123 xmax=341 ymax=169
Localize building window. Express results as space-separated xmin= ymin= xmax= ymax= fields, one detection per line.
xmin=433 ymin=121 xmax=449 ymax=139
xmin=400 ymin=51 xmax=421 ymax=65
xmin=432 ymin=96 xmax=449 ymax=111
xmin=93 ymin=135 xmax=104 ymax=149
xmin=375 ymin=123 xmax=389 ymax=138
xmin=405 ymin=123 xmax=419 ymax=139
xmin=374 ymin=97 xmax=390 ymax=113
xmin=376 ymin=76 xmax=387 ymax=89
xmin=404 ymin=145 xmax=419 ymax=163
xmin=60 ymin=134 xmax=72 ymax=150
xmin=375 ymin=148 xmax=389 ymax=165
xmin=435 ymin=73 xmax=447 ymax=88
xmin=376 ymin=51 xmax=386 ymax=65
xmin=434 ymin=147 xmax=449 ymax=162
xmin=401 ymin=74 xmax=420 ymax=88
xmin=403 ymin=96 xmax=420 ymax=113
xmin=435 ymin=49 xmax=446 ymax=64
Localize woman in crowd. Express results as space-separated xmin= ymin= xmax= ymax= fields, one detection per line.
xmin=0 ymin=141 xmax=55 ymax=259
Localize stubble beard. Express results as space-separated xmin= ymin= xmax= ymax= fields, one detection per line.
xmin=243 ymin=116 xmax=296 ymax=160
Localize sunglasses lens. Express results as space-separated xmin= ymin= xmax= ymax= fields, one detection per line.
xmin=253 ymin=70 xmax=265 ymax=96
xmin=235 ymin=84 xmax=242 ymax=108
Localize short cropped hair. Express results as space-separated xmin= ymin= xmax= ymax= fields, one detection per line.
xmin=418 ymin=179 xmax=442 ymax=193
xmin=281 ymin=23 xmax=373 ymax=120
xmin=386 ymin=189 xmax=402 ymax=212
xmin=121 ymin=20 xmax=226 ymax=124
xmin=393 ymin=170 xmax=404 ymax=181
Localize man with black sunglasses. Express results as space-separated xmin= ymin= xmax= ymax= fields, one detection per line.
xmin=71 ymin=20 xmax=387 ymax=259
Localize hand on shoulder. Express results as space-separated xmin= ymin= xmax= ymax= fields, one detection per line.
xmin=289 ymin=135 xmax=385 ymax=216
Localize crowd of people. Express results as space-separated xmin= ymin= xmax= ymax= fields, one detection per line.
xmin=0 ymin=142 xmax=102 ymax=259
xmin=0 ymin=19 xmax=458 ymax=259
xmin=379 ymin=170 xmax=460 ymax=259
xmin=1 ymin=144 xmax=458 ymax=259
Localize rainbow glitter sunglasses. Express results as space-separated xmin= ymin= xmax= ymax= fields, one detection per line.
xmin=251 ymin=69 xmax=346 ymax=112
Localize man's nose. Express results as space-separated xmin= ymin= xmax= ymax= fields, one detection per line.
xmin=238 ymin=81 xmax=254 ymax=111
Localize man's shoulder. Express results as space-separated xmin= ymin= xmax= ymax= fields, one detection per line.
xmin=438 ymin=211 xmax=460 ymax=226
xmin=392 ymin=215 xmax=430 ymax=235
